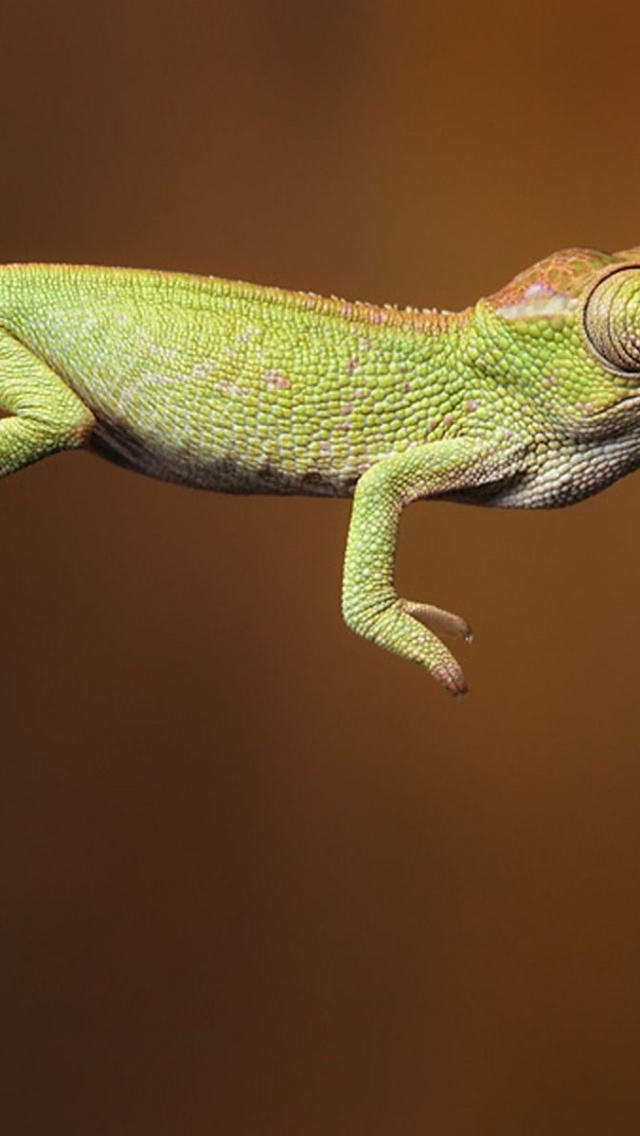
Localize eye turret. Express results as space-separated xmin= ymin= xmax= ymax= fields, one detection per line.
xmin=583 ymin=266 xmax=640 ymax=376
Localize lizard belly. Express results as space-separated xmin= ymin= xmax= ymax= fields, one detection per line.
xmin=88 ymin=406 xmax=359 ymax=497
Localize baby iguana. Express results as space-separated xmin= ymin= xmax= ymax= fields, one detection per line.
xmin=0 ymin=247 xmax=638 ymax=693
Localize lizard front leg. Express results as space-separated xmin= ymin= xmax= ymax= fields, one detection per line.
xmin=0 ymin=333 xmax=94 ymax=477
xmin=341 ymin=437 xmax=506 ymax=695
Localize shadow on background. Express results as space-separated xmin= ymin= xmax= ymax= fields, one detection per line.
xmin=1 ymin=1 xmax=640 ymax=1133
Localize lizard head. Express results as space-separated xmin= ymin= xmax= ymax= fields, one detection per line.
xmin=470 ymin=248 xmax=640 ymax=506
xmin=479 ymin=247 xmax=640 ymax=419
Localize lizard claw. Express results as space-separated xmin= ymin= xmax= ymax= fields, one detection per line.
xmin=403 ymin=600 xmax=472 ymax=643
xmin=433 ymin=660 xmax=469 ymax=697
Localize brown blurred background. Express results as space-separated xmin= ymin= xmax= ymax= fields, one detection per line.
xmin=1 ymin=1 xmax=640 ymax=1132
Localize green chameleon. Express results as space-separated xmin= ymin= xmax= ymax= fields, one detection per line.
xmin=1 ymin=247 xmax=639 ymax=694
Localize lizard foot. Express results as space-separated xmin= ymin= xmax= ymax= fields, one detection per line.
xmin=360 ymin=598 xmax=471 ymax=695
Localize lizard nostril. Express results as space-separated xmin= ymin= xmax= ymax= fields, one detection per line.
xmin=584 ymin=265 xmax=640 ymax=376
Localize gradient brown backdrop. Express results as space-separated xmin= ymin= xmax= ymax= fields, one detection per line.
xmin=1 ymin=2 xmax=640 ymax=1133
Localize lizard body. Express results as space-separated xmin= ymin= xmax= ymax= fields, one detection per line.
xmin=2 ymin=248 xmax=640 ymax=693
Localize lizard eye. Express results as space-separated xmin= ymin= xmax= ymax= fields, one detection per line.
xmin=583 ymin=266 xmax=640 ymax=376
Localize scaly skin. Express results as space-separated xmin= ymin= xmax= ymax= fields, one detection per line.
xmin=2 ymin=248 xmax=640 ymax=693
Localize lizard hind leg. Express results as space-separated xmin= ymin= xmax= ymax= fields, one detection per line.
xmin=0 ymin=333 xmax=94 ymax=478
